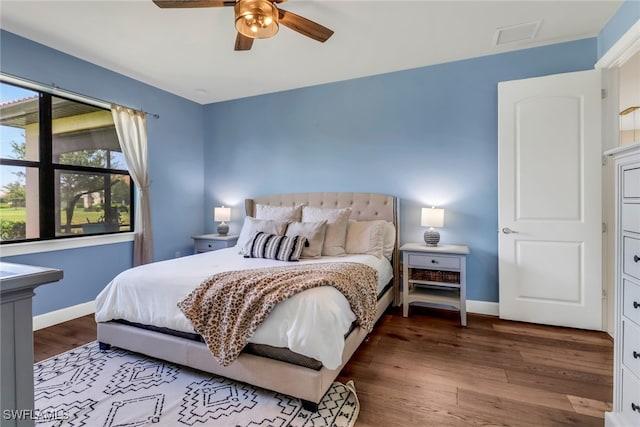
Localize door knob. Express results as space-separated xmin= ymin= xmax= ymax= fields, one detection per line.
xmin=502 ymin=227 xmax=518 ymax=234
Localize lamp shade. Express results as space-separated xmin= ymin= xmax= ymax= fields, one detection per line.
xmin=214 ymin=206 xmax=231 ymax=222
xmin=421 ymin=207 xmax=444 ymax=228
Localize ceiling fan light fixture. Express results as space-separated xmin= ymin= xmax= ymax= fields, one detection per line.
xmin=235 ymin=0 xmax=279 ymax=39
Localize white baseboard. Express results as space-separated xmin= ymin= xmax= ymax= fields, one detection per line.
xmin=466 ymin=300 xmax=499 ymax=317
xmin=33 ymin=301 xmax=95 ymax=331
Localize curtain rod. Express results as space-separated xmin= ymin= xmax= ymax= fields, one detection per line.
xmin=0 ymin=72 xmax=160 ymax=119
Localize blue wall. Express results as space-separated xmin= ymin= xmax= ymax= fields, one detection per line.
xmin=5 ymin=243 xmax=132 ymax=314
xmin=597 ymin=0 xmax=640 ymax=59
xmin=204 ymin=38 xmax=598 ymax=303
xmin=0 ymin=30 xmax=206 ymax=315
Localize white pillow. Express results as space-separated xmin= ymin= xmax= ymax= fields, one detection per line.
xmin=382 ymin=221 xmax=396 ymax=261
xmin=236 ymin=217 xmax=289 ymax=254
xmin=285 ymin=221 xmax=327 ymax=259
xmin=301 ymin=206 xmax=352 ymax=256
xmin=345 ymin=220 xmax=386 ymax=259
xmin=255 ymin=204 xmax=304 ymax=222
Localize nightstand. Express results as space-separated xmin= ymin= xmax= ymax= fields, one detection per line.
xmin=400 ymin=243 xmax=470 ymax=326
xmin=191 ymin=234 xmax=239 ymax=254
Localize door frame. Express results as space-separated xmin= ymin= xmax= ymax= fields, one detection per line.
xmin=595 ymin=19 xmax=640 ymax=336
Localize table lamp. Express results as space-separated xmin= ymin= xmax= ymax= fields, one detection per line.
xmin=422 ymin=207 xmax=444 ymax=246
xmin=214 ymin=206 xmax=231 ymax=236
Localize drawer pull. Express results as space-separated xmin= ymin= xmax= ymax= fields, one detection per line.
xmin=635 ymin=255 xmax=639 ymax=263
xmin=635 ymin=301 xmax=640 ymax=309
xmin=632 ymin=403 xmax=640 ymax=413
xmin=431 ymin=260 xmax=438 ymax=264
xmin=634 ymin=351 xmax=640 ymax=359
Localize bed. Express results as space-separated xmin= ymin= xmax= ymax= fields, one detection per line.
xmin=95 ymin=192 xmax=400 ymax=411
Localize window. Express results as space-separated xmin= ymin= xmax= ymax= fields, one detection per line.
xmin=0 ymin=81 xmax=133 ymax=243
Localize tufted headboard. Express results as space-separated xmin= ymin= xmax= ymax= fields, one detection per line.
xmin=245 ymin=192 xmax=400 ymax=305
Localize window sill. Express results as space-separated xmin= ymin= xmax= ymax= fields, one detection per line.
xmin=1 ymin=232 xmax=135 ymax=257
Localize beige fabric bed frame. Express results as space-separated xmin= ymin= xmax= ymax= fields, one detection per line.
xmin=97 ymin=192 xmax=400 ymax=410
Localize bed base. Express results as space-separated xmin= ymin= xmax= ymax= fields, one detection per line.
xmin=97 ymin=284 xmax=393 ymax=410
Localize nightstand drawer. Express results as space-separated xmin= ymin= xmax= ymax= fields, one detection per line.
xmin=407 ymin=253 xmax=460 ymax=270
xmin=192 ymin=234 xmax=239 ymax=253
xmin=194 ymin=240 xmax=227 ymax=252
xmin=624 ymin=237 xmax=640 ymax=280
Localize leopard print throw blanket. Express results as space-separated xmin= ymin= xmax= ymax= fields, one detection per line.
xmin=177 ymin=262 xmax=378 ymax=367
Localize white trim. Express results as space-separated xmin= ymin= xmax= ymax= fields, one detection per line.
xmin=596 ymin=19 xmax=640 ymax=70
xmin=33 ymin=300 xmax=95 ymax=331
xmin=605 ymin=411 xmax=626 ymax=427
xmin=466 ymin=299 xmax=499 ymax=317
xmin=601 ymin=68 xmax=621 ymax=152
xmin=1 ymin=232 xmax=135 ymax=257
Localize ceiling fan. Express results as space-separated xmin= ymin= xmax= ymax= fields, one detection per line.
xmin=152 ymin=0 xmax=334 ymax=51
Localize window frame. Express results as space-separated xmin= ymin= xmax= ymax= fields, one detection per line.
xmin=0 ymin=80 xmax=135 ymax=244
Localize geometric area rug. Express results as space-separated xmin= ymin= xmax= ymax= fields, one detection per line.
xmin=34 ymin=341 xmax=359 ymax=427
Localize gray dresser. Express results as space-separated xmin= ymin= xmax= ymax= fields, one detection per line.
xmin=1 ymin=262 xmax=62 ymax=427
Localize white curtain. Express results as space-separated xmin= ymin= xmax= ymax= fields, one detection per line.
xmin=111 ymin=104 xmax=153 ymax=265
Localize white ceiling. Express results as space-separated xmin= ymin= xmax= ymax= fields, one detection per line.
xmin=0 ymin=0 xmax=622 ymax=104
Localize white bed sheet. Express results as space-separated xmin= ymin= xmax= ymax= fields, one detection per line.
xmin=95 ymin=248 xmax=393 ymax=369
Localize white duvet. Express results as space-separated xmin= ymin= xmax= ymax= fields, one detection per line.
xmin=95 ymin=247 xmax=393 ymax=369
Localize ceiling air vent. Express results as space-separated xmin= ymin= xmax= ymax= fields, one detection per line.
xmin=494 ymin=20 xmax=541 ymax=46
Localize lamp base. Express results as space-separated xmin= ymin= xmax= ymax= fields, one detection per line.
xmin=424 ymin=229 xmax=440 ymax=247
xmin=217 ymin=222 xmax=229 ymax=236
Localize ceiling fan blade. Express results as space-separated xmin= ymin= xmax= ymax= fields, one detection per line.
xmin=153 ymin=0 xmax=235 ymax=8
xmin=278 ymin=9 xmax=334 ymax=43
xmin=235 ymin=33 xmax=254 ymax=51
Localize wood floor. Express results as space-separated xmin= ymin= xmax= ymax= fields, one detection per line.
xmin=33 ymin=307 xmax=613 ymax=426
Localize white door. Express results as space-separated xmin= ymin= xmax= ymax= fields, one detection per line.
xmin=498 ymin=69 xmax=602 ymax=330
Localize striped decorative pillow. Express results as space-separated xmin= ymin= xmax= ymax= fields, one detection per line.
xmin=245 ymin=232 xmax=306 ymax=261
